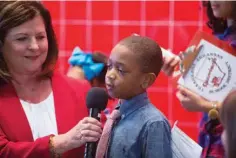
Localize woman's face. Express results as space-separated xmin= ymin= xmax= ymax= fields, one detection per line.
xmin=1 ymin=15 xmax=48 ymax=75
xmin=210 ymin=1 xmax=233 ymax=19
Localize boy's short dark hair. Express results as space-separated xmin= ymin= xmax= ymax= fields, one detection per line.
xmin=118 ymin=35 xmax=163 ymax=77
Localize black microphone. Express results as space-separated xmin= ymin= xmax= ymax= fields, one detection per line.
xmin=84 ymin=87 xmax=108 ymax=158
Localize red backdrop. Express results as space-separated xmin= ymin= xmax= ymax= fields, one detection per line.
xmin=42 ymin=1 xmax=212 ymax=141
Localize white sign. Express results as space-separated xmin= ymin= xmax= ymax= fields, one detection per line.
xmin=171 ymin=121 xmax=202 ymax=158
xmin=178 ymin=39 xmax=236 ymax=102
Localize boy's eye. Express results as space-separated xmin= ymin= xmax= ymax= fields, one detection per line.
xmin=118 ymin=69 xmax=124 ymax=73
xmin=118 ymin=69 xmax=127 ymax=75
xmin=107 ymin=64 xmax=112 ymax=69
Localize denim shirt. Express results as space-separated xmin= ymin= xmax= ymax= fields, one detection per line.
xmin=106 ymin=92 xmax=172 ymax=158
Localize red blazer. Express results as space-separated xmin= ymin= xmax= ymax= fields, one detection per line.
xmin=0 ymin=72 xmax=90 ymax=158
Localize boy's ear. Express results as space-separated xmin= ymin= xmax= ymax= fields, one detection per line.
xmin=141 ymin=73 xmax=156 ymax=89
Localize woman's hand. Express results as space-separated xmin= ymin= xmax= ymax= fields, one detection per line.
xmin=162 ymin=45 xmax=201 ymax=77
xmin=53 ymin=117 xmax=102 ymax=154
xmin=176 ymin=85 xmax=212 ymax=112
xmin=162 ymin=54 xmax=181 ymax=77
xmin=67 ymin=66 xmax=85 ymax=80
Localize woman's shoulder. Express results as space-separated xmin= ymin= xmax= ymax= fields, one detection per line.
xmin=52 ymin=71 xmax=91 ymax=91
xmin=52 ymin=72 xmax=91 ymax=113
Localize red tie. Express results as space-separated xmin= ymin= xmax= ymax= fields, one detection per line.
xmin=95 ymin=109 xmax=121 ymax=158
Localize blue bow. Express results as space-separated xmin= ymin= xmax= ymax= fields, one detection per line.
xmin=68 ymin=47 xmax=105 ymax=81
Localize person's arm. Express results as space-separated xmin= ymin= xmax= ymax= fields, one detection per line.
xmin=67 ymin=66 xmax=85 ymax=80
xmin=0 ymin=116 xmax=102 ymax=158
xmin=142 ymin=120 xmax=172 ymax=158
xmin=176 ymin=85 xmax=221 ymax=112
xmin=0 ymin=127 xmax=52 ymax=158
xmin=162 ymin=54 xmax=180 ymax=77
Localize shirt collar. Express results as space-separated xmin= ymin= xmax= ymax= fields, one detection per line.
xmin=116 ymin=92 xmax=149 ymax=118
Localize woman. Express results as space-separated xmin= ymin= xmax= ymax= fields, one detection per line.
xmin=220 ymin=90 xmax=236 ymax=158
xmin=0 ymin=1 xmax=102 ymax=158
xmin=162 ymin=1 xmax=236 ymax=158
xmin=67 ymin=47 xmax=117 ymax=125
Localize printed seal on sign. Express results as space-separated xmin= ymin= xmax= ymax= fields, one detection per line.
xmin=190 ymin=51 xmax=232 ymax=94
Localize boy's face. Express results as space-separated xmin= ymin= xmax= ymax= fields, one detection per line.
xmin=106 ymin=44 xmax=149 ymax=100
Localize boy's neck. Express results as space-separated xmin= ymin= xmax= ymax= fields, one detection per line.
xmin=119 ymin=91 xmax=147 ymax=103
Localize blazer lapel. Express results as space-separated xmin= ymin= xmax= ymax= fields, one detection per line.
xmin=0 ymin=84 xmax=33 ymax=141
xmin=52 ymin=73 xmax=78 ymax=134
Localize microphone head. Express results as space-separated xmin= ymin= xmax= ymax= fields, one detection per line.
xmin=86 ymin=87 xmax=108 ymax=110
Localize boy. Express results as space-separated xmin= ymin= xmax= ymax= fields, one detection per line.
xmin=96 ymin=35 xmax=172 ymax=158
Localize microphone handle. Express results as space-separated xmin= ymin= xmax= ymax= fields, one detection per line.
xmin=84 ymin=143 xmax=97 ymax=158
xmin=89 ymin=108 xmax=101 ymax=121
xmin=84 ymin=108 xmax=101 ymax=158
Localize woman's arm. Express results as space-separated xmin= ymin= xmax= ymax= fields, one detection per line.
xmin=0 ymin=127 xmax=52 ymax=158
xmin=0 ymin=116 xmax=102 ymax=158
xmin=176 ymin=85 xmax=221 ymax=113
